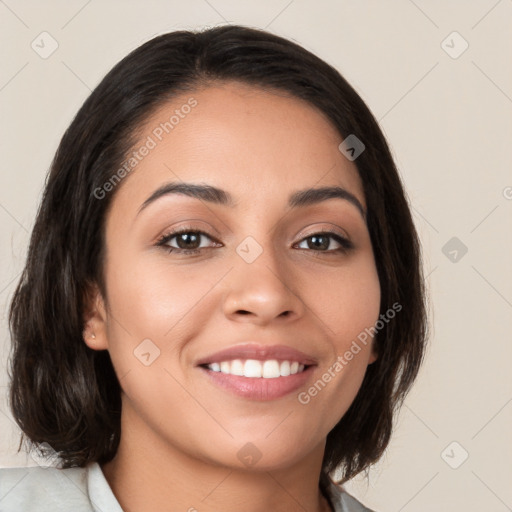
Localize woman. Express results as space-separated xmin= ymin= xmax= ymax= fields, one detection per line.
xmin=2 ymin=25 xmax=428 ymax=512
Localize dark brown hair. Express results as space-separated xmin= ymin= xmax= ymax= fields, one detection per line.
xmin=7 ymin=25 xmax=428 ymax=488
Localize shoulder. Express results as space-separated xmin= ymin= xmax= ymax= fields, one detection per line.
xmin=0 ymin=464 xmax=93 ymax=512
xmin=325 ymin=478 xmax=377 ymax=512
xmin=338 ymin=491 xmax=377 ymax=512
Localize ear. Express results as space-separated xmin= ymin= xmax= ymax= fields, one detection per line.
xmin=82 ymin=280 xmax=109 ymax=351
xmin=368 ymin=340 xmax=379 ymax=365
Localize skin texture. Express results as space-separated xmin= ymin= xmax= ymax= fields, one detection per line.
xmin=83 ymin=81 xmax=380 ymax=512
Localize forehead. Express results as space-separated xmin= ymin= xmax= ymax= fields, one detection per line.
xmin=111 ymin=81 xmax=365 ymax=214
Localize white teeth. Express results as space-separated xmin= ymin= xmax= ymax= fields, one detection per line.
xmin=230 ymin=359 xmax=244 ymax=376
xmin=244 ymin=359 xmax=262 ymax=378
xmin=280 ymin=360 xmax=291 ymax=377
xmin=209 ymin=362 xmax=220 ymax=372
xmin=262 ymin=360 xmax=280 ymax=378
xmin=206 ymin=359 xmax=307 ymax=378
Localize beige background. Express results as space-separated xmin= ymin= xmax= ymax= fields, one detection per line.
xmin=1 ymin=1 xmax=511 ymax=511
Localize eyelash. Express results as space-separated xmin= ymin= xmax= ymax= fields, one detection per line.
xmin=155 ymin=226 xmax=354 ymax=256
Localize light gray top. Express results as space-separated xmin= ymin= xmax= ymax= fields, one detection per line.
xmin=0 ymin=463 xmax=375 ymax=511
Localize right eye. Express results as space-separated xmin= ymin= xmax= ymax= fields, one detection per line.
xmin=156 ymin=228 xmax=221 ymax=255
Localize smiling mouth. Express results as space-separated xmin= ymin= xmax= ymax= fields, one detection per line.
xmin=200 ymin=359 xmax=311 ymax=378
xmin=198 ymin=361 xmax=315 ymax=401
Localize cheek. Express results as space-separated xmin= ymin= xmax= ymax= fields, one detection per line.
xmin=102 ymin=247 xmax=231 ymax=361
xmin=296 ymin=257 xmax=380 ymax=435
xmin=309 ymin=252 xmax=381 ymax=348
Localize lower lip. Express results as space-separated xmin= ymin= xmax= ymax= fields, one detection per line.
xmin=198 ymin=365 xmax=315 ymax=401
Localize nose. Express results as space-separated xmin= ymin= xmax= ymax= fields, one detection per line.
xmin=221 ymin=241 xmax=306 ymax=326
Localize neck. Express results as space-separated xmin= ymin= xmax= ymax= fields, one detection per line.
xmin=101 ymin=401 xmax=332 ymax=512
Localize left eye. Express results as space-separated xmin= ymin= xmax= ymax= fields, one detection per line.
xmin=295 ymin=232 xmax=353 ymax=253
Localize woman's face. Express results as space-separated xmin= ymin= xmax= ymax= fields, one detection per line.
xmin=87 ymin=81 xmax=380 ymax=471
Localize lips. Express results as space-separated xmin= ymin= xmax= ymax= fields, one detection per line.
xmin=195 ymin=343 xmax=318 ymax=367
xmin=199 ymin=365 xmax=314 ymax=401
xmin=195 ymin=343 xmax=319 ymax=400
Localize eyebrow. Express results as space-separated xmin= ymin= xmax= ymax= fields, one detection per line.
xmin=136 ymin=181 xmax=366 ymax=220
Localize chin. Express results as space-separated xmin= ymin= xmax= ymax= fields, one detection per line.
xmin=201 ymin=435 xmax=321 ymax=473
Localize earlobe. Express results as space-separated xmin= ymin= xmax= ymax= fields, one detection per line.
xmin=83 ymin=329 xmax=105 ymax=350
xmin=368 ymin=343 xmax=378 ymax=365
xmin=82 ymin=281 xmax=109 ymax=351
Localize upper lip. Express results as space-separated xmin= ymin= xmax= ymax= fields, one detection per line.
xmin=195 ymin=343 xmax=318 ymax=366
